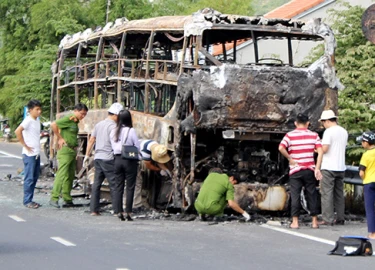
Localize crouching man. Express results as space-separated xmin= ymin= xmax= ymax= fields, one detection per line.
xmin=194 ymin=168 xmax=251 ymax=221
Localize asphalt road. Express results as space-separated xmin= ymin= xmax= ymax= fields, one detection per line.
xmin=0 ymin=141 xmax=374 ymax=270
xmin=0 ymin=142 xmax=24 ymax=180
xmin=0 ymin=141 xmax=48 ymax=180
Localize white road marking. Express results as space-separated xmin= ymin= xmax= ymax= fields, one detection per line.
xmin=116 ymin=268 xmax=131 ymax=270
xmin=0 ymin=150 xmax=22 ymax=160
xmin=261 ymin=224 xmax=336 ymax=245
xmin=50 ymin=237 xmax=76 ymax=247
xmin=261 ymin=224 xmax=375 ymax=256
xmin=0 ymin=164 xmax=13 ymax=167
xmin=8 ymin=215 xmax=26 ymax=222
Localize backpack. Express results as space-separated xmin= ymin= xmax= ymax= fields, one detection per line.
xmin=328 ymin=236 xmax=373 ymax=256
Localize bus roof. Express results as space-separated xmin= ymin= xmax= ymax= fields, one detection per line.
xmin=58 ymin=9 xmax=316 ymax=51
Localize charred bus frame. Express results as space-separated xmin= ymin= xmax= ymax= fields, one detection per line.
xmin=51 ymin=9 xmax=339 ymax=211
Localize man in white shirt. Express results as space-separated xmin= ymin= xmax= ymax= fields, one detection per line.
xmin=316 ymin=110 xmax=348 ymax=225
xmin=15 ymin=100 xmax=42 ymax=209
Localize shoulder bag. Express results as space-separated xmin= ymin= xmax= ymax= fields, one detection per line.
xmin=121 ymin=127 xmax=139 ymax=160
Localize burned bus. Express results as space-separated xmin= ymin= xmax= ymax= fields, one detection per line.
xmin=51 ymin=9 xmax=340 ymax=212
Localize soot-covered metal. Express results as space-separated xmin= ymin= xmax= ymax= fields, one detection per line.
xmin=52 ymin=9 xmax=341 ymax=213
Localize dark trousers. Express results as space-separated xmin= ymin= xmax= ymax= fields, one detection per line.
xmin=90 ymin=159 xmax=116 ymax=213
xmin=113 ymin=156 xmax=138 ymax=213
xmin=22 ymin=154 xmax=40 ymax=205
xmin=320 ymin=170 xmax=345 ymax=223
xmin=364 ymin=183 xmax=375 ymax=233
xmin=290 ymin=170 xmax=318 ymax=217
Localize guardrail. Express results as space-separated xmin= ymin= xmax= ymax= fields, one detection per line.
xmin=344 ymin=165 xmax=362 ymax=186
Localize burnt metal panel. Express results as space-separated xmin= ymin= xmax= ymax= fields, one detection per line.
xmin=59 ymin=9 xmax=313 ymax=51
xmin=57 ymin=109 xmax=176 ymax=149
xmin=178 ymin=61 xmax=339 ymax=134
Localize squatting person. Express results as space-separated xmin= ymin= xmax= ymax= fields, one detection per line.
xmin=15 ymin=99 xmax=42 ymax=209
xmin=131 ymin=140 xmax=172 ymax=210
xmin=194 ymin=168 xmax=251 ymax=221
xmin=49 ymin=103 xmax=88 ymax=207
xmin=278 ymin=113 xmax=322 ymax=229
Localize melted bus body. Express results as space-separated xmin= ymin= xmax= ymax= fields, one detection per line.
xmin=51 ymin=9 xmax=339 ymax=211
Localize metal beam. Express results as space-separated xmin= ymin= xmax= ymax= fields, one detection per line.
xmin=287 ymin=37 xmax=293 ymax=66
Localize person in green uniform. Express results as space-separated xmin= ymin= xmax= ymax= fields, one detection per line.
xmin=49 ymin=103 xmax=88 ymax=207
xmin=194 ymin=168 xmax=251 ymax=221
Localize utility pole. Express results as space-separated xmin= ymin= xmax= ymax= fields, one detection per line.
xmin=106 ymin=0 xmax=111 ymax=24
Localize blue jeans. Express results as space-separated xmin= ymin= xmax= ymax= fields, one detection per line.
xmin=23 ymin=154 xmax=41 ymax=205
xmin=364 ymin=183 xmax=375 ymax=233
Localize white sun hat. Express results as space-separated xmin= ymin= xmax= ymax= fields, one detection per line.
xmin=319 ymin=110 xmax=338 ymax=121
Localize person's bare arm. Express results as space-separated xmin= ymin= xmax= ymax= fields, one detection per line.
xmin=82 ymin=136 xmax=96 ymax=167
xmin=278 ymin=145 xmax=297 ymax=166
xmin=315 ymin=147 xmax=323 ymax=180
xmin=85 ymin=136 xmax=96 ymax=156
xmin=15 ymin=125 xmax=33 ymax=153
xmin=228 ymin=200 xmax=245 ymax=214
xmin=143 ymin=160 xmax=161 ymax=171
xmin=359 ymin=169 xmax=365 ymax=180
xmin=322 ymin=144 xmax=329 ymax=154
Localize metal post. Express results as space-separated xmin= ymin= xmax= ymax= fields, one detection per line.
xmin=287 ymin=37 xmax=293 ymax=66
xmin=75 ymin=44 xmax=82 ymax=104
xmin=144 ymin=31 xmax=155 ymax=113
xmin=251 ymin=31 xmax=259 ymax=63
xmin=94 ymin=38 xmax=104 ymax=109
xmin=179 ymin=37 xmax=188 ymax=74
xmin=233 ymin=39 xmax=237 ymax=63
xmin=194 ymin=36 xmax=201 ymax=66
xmin=190 ymin=133 xmax=196 ymax=183
xmin=106 ymin=0 xmax=111 ymax=24
xmin=56 ymin=50 xmax=65 ymax=114
xmin=222 ymin=42 xmax=227 ymax=61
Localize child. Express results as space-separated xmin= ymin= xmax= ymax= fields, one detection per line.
xmin=15 ymin=100 xmax=42 ymax=209
xmin=359 ymin=131 xmax=375 ymax=239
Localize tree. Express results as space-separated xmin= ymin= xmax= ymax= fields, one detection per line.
xmin=0 ymin=0 xmax=40 ymax=51
xmin=326 ymin=1 xmax=375 ymax=162
xmin=190 ymin=0 xmax=253 ymax=15
xmin=0 ymin=45 xmax=56 ymax=124
xmin=29 ymin=0 xmax=90 ymax=45
xmin=151 ymin=0 xmax=199 ymax=16
xmin=151 ymin=0 xmax=253 ymax=17
xmin=110 ymin=0 xmax=153 ymax=21
xmin=0 ymin=0 xmax=97 ymax=128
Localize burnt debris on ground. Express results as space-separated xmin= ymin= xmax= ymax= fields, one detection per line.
xmin=0 ymin=166 xmax=367 ymax=226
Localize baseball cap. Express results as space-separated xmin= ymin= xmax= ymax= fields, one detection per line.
xmin=362 ymin=131 xmax=375 ymax=144
xmin=319 ymin=110 xmax=338 ymax=121
xmin=108 ymin=103 xmax=123 ymax=115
